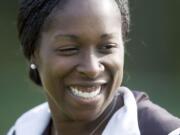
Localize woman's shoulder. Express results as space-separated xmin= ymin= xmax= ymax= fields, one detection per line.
xmin=133 ymin=90 xmax=180 ymax=135
xmin=7 ymin=102 xmax=51 ymax=135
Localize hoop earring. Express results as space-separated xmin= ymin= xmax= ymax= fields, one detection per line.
xmin=30 ymin=64 xmax=36 ymax=70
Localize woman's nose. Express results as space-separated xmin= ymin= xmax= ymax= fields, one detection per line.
xmin=76 ymin=54 xmax=105 ymax=78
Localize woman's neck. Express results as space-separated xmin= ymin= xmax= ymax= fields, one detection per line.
xmin=50 ymin=95 xmax=123 ymax=135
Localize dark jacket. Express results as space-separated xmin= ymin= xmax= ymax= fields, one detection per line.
xmin=134 ymin=91 xmax=180 ymax=135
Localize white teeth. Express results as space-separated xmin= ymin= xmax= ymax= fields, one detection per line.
xmin=70 ymin=86 xmax=101 ymax=99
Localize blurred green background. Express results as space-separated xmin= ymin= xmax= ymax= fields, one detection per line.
xmin=0 ymin=0 xmax=180 ymax=134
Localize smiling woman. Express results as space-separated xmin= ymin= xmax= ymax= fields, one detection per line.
xmin=7 ymin=0 xmax=180 ymax=135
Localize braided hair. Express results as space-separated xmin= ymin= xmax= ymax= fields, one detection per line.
xmin=17 ymin=0 xmax=130 ymax=86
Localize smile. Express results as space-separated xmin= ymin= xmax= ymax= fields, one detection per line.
xmin=69 ymin=86 xmax=101 ymax=99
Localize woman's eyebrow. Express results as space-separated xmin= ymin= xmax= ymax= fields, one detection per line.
xmin=54 ymin=34 xmax=79 ymax=41
xmin=54 ymin=33 xmax=115 ymax=41
xmin=101 ymin=33 xmax=114 ymax=39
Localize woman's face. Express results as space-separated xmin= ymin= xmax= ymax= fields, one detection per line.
xmin=34 ymin=0 xmax=124 ymax=121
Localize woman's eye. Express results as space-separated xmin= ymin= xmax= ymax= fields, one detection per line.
xmin=100 ymin=43 xmax=117 ymax=53
xmin=56 ymin=46 xmax=79 ymax=56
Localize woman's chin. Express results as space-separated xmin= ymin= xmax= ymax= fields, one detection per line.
xmin=65 ymin=89 xmax=107 ymax=121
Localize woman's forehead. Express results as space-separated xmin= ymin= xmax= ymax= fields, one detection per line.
xmin=46 ymin=0 xmax=120 ymax=21
xmin=58 ymin=0 xmax=119 ymax=14
xmin=43 ymin=0 xmax=121 ymax=32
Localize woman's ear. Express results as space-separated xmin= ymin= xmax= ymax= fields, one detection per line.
xmin=29 ymin=49 xmax=42 ymax=86
xmin=30 ymin=49 xmax=40 ymax=69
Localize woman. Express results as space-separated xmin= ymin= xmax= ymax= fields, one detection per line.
xmin=8 ymin=0 xmax=180 ymax=135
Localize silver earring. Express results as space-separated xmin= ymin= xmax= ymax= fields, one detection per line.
xmin=30 ymin=64 xmax=36 ymax=69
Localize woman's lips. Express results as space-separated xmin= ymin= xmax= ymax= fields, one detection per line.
xmin=69 ymin=86 xmax=101 ymax=99
xmin=66 ymin=83 xmax=107 ymax=107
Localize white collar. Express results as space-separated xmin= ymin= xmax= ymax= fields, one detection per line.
xmin=14 ymin=103 xmax=51 ymax=135
xmin=12 ymin=87 xmax=140 ymax=135
xmin=102 ymin=87 xmax=140 ymax=135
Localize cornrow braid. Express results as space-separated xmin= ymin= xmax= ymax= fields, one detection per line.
xmin=18 ymin=0 xmax=61 ymax=86
xmin=18 ymin=0 xmax=60 ymax=60
xmin=17 ymin=0 xmax=130 ymax=86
